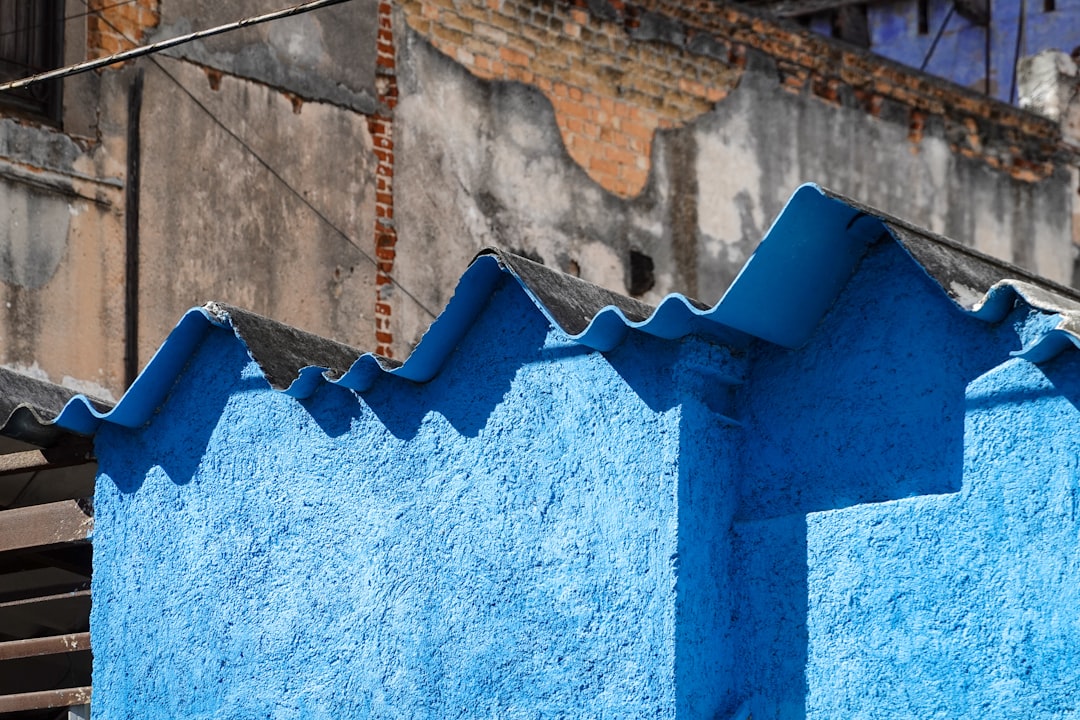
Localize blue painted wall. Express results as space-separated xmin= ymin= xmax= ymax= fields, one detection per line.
xmin=805 ymin=353 xmax=1080 ymax=717
xmin=809 ymin=0 xmax=1080 ymax=103
xmin=90 ymin=277 xmax=746 ymax=720
xmin=91 ymin=238 xmax=1080 ymax=717
xmin=729 ymin=238 xmax=1077 ymax=718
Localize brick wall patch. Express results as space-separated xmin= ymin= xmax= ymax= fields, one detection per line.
xmin=402 ymin=0 xmax=1073 ymax=188
xmin=371 ymin=0 xmax=398 ymax=358
xmin=401 ymin=0 xmax=745 ymax=198
xmin=88 ymin=0 xmax=160 ymax=59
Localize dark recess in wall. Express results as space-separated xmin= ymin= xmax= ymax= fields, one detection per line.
xmin=629 ymin=249 xmax=655 ymax=297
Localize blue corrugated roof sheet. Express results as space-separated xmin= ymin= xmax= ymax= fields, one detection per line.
xmin=41 ymin=183 xmax=1080 ymax=436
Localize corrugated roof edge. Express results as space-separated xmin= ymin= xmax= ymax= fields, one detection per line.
xmin=41 ymin=183 xmax=1080 ymax=436
xmin=0 ymin=367 xmax=113 ymax=444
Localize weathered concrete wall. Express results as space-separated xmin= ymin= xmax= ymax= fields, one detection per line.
xmin=690 ymin=63 xmax=1075 ymax=301
xmin=2 ymin=0 xmax=1078 ymax=400
xmin=0 ymin=0 xmax=132 ymax=398
xmin=393 ymin=0 xmax=1076 ymax=356
xmin=0 ymin=76 xmax=128 ymax=399
xmin=394 ymin=34 xmax=697 ymax=355
xmin=136 ymin=0 xmax=384 ymax=364
xmin=137 ymin=55 xmax=378 ymax=363
xmin=389 ymin=0 xmax=1078 ymax=357
xmin=91 ymin=280 xmax=745 ymax=718
xmin=151 ymin=0 xmax=380 ymax=112
xmin=0 ymin=0 xmax=385 ymax=396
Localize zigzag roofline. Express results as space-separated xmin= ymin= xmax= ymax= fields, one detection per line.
xmin=35 ymin=183 xmax=1080 ymax=436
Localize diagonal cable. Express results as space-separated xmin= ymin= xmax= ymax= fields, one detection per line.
xmin=1009 ymin=0 xmax=1027 ymax=104
xmin=1 ymin=0 xmax=353 ymax=92
xmin=78 ymin=0 xmax=438 ymax=320
xmin=919 ymin=4 xmax=956 ymax=72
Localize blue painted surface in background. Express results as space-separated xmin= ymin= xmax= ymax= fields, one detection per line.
xmin=835 ymin=0 xmax=1080 ymax=103
xmin=90 ymin=226 xmax=1080 ymax=716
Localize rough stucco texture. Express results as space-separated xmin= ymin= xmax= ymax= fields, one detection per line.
xmin=92 ymin=239 xmax=1080 ymax=718
xmin=92 ymin=279 xmax=744 ymax=719
xmin=733 ymin=241 xmax=1080 ymax=719
xmin=805 ymin=354 xmax=1080 ymax=718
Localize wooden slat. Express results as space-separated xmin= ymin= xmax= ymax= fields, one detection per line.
xmin=0 ymin=686 xmax=91 ymax=713
xmin=0 ymin=581 xmax=90 ymax=607
xmin=0 ymin=442 xmax=92 ymax=478
xmin=0 ymin=632 xmax=90 ymax=661
xmin=0 ymin=501 xmax=92 ymax=553
xmin=0 ymin=450 xmax=51 ymax=477
xmin=0 ymin=589 xmax=90 ymax=611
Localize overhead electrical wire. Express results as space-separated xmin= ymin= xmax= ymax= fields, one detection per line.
xmin=69 ymin=0 xmax=439 ymax=320
xmin=146 ymin=60 xmax=439 ymax=320
xmin=0 ymin=0 xmax=353 ymax=93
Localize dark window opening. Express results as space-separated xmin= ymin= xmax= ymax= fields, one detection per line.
xmin=917 ymin=0 xmax=930 ymax=34
xmin=628 ymin=249 xmax=655 ymax=297
xmin=1044 ymin=0 xmax=1055 ymax=11
xmin=0 ymin=0 xmax=64 ymax=122
xmin=831 ymin=5 xmax=871 ymax=48
xmin=954 ymin=0 xmax=990 ymax=25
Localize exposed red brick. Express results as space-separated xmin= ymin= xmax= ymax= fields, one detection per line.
xmin=499 ymin=46 xmax=531 ymax=66
xmin=908 ymin=110 xmax=925 ymax=144
xmin=400 ymin=0 xmax=742 ymax=197
xmin=369 ymin=2 xmax=399 ymax=357
xmin=400 ymin=0 xmax=1073 ymax=191
xmin=87 ymin=0 xmax=160 ymax=60
xmin=203 ymin=67 xmax=222 ymax=92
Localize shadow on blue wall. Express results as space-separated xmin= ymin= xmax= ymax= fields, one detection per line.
xmin=355 ymin=277 xmax=596 ymax=441
xmin=100 ymin=330 xmax=270 ymax=494
xmin=729 ymin=241 xmax=1024 ymax=718
xmin=606 ymin=336 xmax=683 ymax=414
xmin=1027 ymin=351 xmax=1080 ymax=424
xmin=96 ymin=241 xmax=1072 ymax=719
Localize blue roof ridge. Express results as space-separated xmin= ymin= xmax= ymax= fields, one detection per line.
xmin=40 ymin=183 xmax=1080 ymax=436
